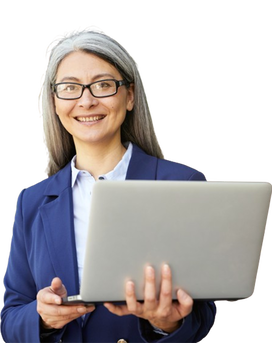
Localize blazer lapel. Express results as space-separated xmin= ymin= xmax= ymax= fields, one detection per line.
xmin=39 ymin=164 xmax=79 ymax=296
xmin=126 ymin=144 xmax=158 ymax=180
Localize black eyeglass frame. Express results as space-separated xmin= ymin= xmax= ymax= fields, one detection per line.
xmin=53 ymin=79 xmax=129 ymax=100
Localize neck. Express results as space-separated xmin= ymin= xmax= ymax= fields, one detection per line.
xmin=75 ymin=141 xmax=126 ymax=180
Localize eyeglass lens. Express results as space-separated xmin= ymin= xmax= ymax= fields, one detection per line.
xmin=55 ymin=79 xmax=118 ymax=99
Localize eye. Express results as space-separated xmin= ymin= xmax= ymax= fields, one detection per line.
xmin=56 ymin=83 xmax=82 ymax=97
xmin=96 ymin=81 xmax=113 ymax=89
xmin=64 ymin=84 xmax=80 ymax=92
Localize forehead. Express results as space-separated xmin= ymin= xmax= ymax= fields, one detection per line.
xmin=56 ymin=51 xmax=122 ymax=81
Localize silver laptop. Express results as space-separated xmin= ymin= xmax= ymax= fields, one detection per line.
xmin=63 ymin=181 xmax=271 ymax=304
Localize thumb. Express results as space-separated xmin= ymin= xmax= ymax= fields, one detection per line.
xmin=176 ymin=288 xmax=193 ymax=318
xmin=50 ymin=277 xmax=67 ymax=298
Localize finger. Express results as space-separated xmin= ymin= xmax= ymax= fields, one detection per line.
xmin=144 ymin=266 xmax=157 ymax=308
xmin=104 ymin=303 xmax=130 ymax=316
xmin=39 ymin=301 xmax=94 ymax=317
xmin=176 ymin=288 xmax=193 ymax=318
xmin=41 ymin=308 xmax=87 ymax=329
xmin=39 ymin=303 xmax=95 ymax=329
xmin=37 ymin=287 xmax=62 ymax=305
xmin=104 ymin=281 xmax=142 ymax=316
xmin=125 ymin=281 xmax=142 ymax=314
xmin=50 ymin=277 xmax=67 ymax=297
xmin=158 ymin=264 xmax=173 ymax=309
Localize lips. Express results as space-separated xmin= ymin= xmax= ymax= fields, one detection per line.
xmin=76 ymin=115 xmax=106 ymax=122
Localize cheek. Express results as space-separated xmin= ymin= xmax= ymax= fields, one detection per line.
xmin=54 ymin=99 xmax=73 ymax=116
xmin=105 ymin=98 xmax=125 ymax=116
xmin=112 ymin=96 xmax=129 ymax=114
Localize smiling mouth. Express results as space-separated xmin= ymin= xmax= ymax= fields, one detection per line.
xmin=76 ymin=115 xmax=106 ymax=122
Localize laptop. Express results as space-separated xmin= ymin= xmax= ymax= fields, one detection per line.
xmin=62 ymin=181 xmax=271 ymax=304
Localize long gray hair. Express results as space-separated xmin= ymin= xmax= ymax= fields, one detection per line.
xmin=42 ymin=30 xmax=163 ymax=176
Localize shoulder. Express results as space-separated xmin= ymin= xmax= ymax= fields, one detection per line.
xmin=19 ymin=163 xmax=71 ymax=207
xmin=157 ymin=158 xmax=206 ymax=181
xmin=18 ymin=178 xmax=51 ymax=211
xmin=130 ymin=144 xmax=206 ymax=181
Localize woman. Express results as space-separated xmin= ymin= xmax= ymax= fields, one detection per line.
xmin=1 ymin=31 xmax=216 ymax=342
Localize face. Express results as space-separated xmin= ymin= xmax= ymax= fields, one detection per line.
xmin=54 ymin=51 xmax=134 ymax=151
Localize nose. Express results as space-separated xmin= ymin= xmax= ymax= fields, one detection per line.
xmin=77 ymin=87 xmax=99 ymax=109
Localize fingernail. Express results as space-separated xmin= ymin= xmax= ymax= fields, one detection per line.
xmin=163 ymin=264 xmax=170 ymax=274
xmin=127 ymin=281 xmax=134 ymax=292
xmin=146 ymin=265 xmax=154 ymax=276
xmin=178 ymin=289 xmax=189 ymax=300
xmin=77 ymin=307 xmax=87 ymax=314
xmin=178 ymin=289 xmax=184 ymax=297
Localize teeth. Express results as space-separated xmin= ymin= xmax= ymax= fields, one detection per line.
xmin=77 ymin=116 xmax=105 ymax=122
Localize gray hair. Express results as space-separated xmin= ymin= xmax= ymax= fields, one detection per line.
xmin=42 ymin=30 xmax=163 ymax=176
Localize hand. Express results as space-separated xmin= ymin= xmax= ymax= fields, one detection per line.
xmin=104 ymin=264 xmax=193 ymax=333
xmin=37 ymin=277 xmax=95 ymax=330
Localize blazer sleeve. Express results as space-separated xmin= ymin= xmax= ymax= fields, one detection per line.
xmin=1 ymin=191 xmax=40 ymax=342
xmin=139 ymin=301 xmax=216 ymax=342
xmin=1 ymin=190 xmax=66 ymax=343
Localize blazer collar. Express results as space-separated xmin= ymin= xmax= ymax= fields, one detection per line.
xmin=126 ymin=144 xmax=158 ymax=180
xmin=43 ymin=163 xmax=72 ymax=197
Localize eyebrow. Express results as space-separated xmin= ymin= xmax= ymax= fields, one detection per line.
xmin=58 ymin=73 xmax=116 ymax=83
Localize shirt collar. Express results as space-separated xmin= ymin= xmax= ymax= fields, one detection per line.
xmin=71 ymin=142 xmax=133 ymax=187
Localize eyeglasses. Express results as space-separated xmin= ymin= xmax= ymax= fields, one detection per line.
xmin=53 ymin=79 xmax=129 ymax=100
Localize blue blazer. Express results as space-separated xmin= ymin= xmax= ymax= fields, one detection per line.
xmin=1 ymin=145 xmax=216 ymax=343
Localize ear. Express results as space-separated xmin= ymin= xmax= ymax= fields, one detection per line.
xmin=52 ymin=93 xmax=59 ymax=116
xmin=126 ymin=83 xmax=135 ymax=112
